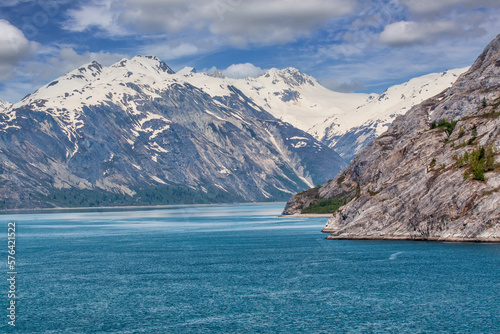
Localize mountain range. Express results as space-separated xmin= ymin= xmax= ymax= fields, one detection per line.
xmin=0 ymin=54 xmax=465 ymax=209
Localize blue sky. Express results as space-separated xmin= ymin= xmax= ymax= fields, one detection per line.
xmin=0 ymin=0 xmax=499 ymax=103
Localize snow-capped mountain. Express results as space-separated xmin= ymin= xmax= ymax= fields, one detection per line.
xmin=312 ymin=68 xmax=468 ymax=161
xmin=177 ymin=65 xmax=466 ymax=162
xmin=187 ymin=67 xmax=369 ymax=133
xmin=0 ymin=56 xmax=345 ymax=209
xmin=0 ymin=99 xmax=11 ymax=112
xmin=0 ymin=55 xmax=467 ymax=209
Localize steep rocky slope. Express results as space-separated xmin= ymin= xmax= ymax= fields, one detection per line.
xmin=283 ymin=35 xmax=500 ymax=242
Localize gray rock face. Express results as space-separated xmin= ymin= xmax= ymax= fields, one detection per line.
xmin=284 ymin=35 xmax=500 ymax=242
xmin=0 ymin=57 xmax=345 ymax=209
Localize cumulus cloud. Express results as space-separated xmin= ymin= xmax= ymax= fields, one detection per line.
xmin=0 ymin=19 xmax=38 ymax=65
xmin=0 ymin=19 xmax=38 ymax=81
xmin=64 ymin=0 xmax=125 ymax=36
xmin=208 ymin=0 xmax=356 ymax=45
xmin=378 ymin=20 xmax=485 ymax=47
xmin=63 ymin=0 xmax=356 ymax=45
xmin=220 ymin=63 xmax=266 ymax=78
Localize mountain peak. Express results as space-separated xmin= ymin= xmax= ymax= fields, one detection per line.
xmin=261 ymin=67 xmax=316 ymax=87
xmin=0 ymin=99 xmax=12 ymax=112
xmin=76 ymin=61 xmax=104 ymax=77
xmin=131 ymin=55 xmax=175 ymax=74
xmin=177 ymin=66 xmax=197 ymax=76
xmin=111 ymin=56 xmax=175 ymax=75
xmin=210 ymin=69 xmax=225 ymax=78
xmin=468 ymin=33 xmax=500 ymax=74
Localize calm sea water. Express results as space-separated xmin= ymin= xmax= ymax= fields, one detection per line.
xmin=0 ymin=203 xmax=499 ymax=333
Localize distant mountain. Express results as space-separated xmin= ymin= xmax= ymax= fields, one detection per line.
xmin=0 ymin=56 xmax=345 ymax=209
xmin=284 ymin=35 xmax=500 ymax=242
xmin=215 ymin=67 xmax=369 ymax=133
xmin=310 ymin=68 xmax=468 ymax=161
xmin=199 ymin=66 xmax=466 ymax=162
xmin=172 ymin=65 xmax=467 ymax=162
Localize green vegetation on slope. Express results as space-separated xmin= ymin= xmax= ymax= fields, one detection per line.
xmin=40 ymin=184 xmax=244 ymax=208
xmin=302 ymin=192 xmax=355 ymax=214
xmin=430 ymin=118 xmax=458 ymax=136
xmin=455 ymin=145 xmax=495 ymax=181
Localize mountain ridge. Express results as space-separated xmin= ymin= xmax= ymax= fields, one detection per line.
xmin=0 ymin=55 xmax=469 ymax=210
xmin=0 ymin=56 xmax=346 ymax=209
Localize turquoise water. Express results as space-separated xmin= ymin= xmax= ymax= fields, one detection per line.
xmin=1 ymin=203 xmax=499 ymax=333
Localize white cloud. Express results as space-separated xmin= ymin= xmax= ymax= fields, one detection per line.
xmin=0 ymin=19 xmax=39 ymax=81
xmin=207 ymin=0 xmax=356 ymax=45
xmin=378 ymin=20 xmax=483 ymax=47
xmin=220 ymin=63 xmax=266 ymax=78
xmin=0 ymin=19 xmax=38 ymax=65
xmin=64 ymin=0 xmax=125 ymax=36
xmin=63 ymin=0 xmax=356 ymax=45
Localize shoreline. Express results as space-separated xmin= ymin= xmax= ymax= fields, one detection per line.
xmin=279 ymin=214 xmax=332 ymax=218
xmin=324 ymin=234 xmax=500 ymax=243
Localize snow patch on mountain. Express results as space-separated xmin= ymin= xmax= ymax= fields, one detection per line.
xmin=314 ymin=68 xmax=469 ymax=160
xmin=177 ymin=66 xmax=197 ymax=76
xmin=0 ymin=99 xmax=17 ymax=132
xmin=314 ymin=68 xmax=469 ymax=142
xmin=181 ymin=68 xmax=369 ymax=132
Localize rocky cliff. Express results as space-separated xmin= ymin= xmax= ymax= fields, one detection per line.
xmin=283 ymin=35 xmax=500 ymax=242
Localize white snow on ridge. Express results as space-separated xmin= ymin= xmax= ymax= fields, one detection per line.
xmin=177 ymin=66 xmax=196 ymax=76
xmin=9 ymin=54 xmax=468 ymax=155
xmin=0 ymin=99 xmax=12 ymax=112
xmin=311 ymin=67 xmax=469 ymax=142
xmin=225 ymin=68 xmax=369 ymax=132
